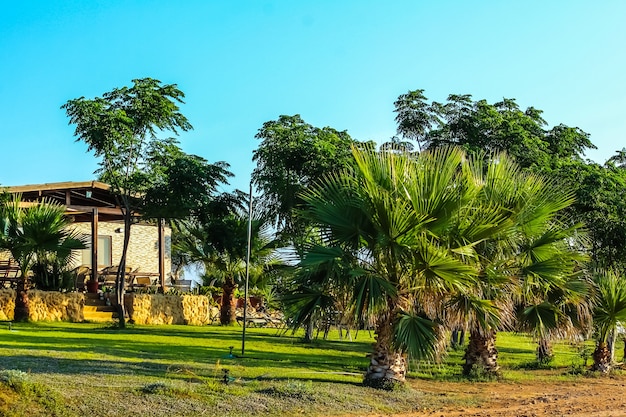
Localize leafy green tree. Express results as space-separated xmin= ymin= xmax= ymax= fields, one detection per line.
xmin=554 ymin=159 xmax=626 ymax=270
xmin=0 ymin=197 xmax=86 ymax=321
xmin=63 ymin=78 xmax=230 ymax=328
xmin=252 ymin=114 xmax=369 ymax=249
xmin=441 ymin=154 xmax=586 ymax=376
xmin=516 ymin=277 xmax=591 ymax=364
xmin=393 ymin=89 xmax=595 ymax=171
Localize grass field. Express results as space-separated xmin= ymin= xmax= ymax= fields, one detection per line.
xmin=0 ymin=321 xmax=614 ymax=417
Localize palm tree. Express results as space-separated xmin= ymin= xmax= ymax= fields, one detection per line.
xmin=516 ymin=276 xmax=591 ymax=364
xmin=590 ymin=269 xmax=626 ymax=373
xmin=172 ymin=203 xmax=282 ymax=326
xmin=0 ymin=196 xmax=86 ymax=321
xmin=451 ymin=155 xmax=585 ymax=376
xmin=298 ymin=146 xmax=586 ymax=386
xmin=298 ymin=147 xmax=486 ymax=388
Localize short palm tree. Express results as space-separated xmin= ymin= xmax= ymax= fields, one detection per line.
xmin=0 ymin=196 xmax=86 ymax=321
xmin=516 ymin=276 xmax=591 ymax=364
xmin=590 ymin=269 xmax=626 ymax=373
xmin=173 ymin=210 xmax=282 ymax=326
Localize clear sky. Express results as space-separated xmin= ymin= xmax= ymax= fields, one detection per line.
xmin=1 ymin=1 xmax=624 ymax=192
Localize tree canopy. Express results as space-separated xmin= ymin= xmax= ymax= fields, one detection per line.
xmin=252 ymin=114 xmax=369 ymax=245
xmin=393 ymin=89 xmax=595 ymax=170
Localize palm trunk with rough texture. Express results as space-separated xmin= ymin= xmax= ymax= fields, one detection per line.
xmin=363 ymin=308 xmax=406 ymax=389
xmin=220 ymin=276 xmax=237 ymax=325
xmin=13 ymin=277 xmax=29 ymax=322
xmin=463 ymin=330 xmax=500 ymax=376
xmin=592 ymin=342 xmax=611 ymax=373
xmin=537 ymin=336 xmax=553 ymax=363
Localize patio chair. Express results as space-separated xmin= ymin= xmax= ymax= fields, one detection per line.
xmin=73 ymin=265 xmax=91 ymax=292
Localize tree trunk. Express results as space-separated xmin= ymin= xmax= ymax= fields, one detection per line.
xmin=607 ymin=330 xmax=616 ymax=365
xmin=304 ymin=320 xmax=314 ymax=343
xmin=537 ymin=336 xmax=553 ymax=363
xmin=463 ymin=330 xmax=499 ymax=376
xmin=220 ymin=276 xmax=237 ymax=325
xmin=13 ymin=277 xmax=29 ymax=322
xmin=115 ymin=212 xmax=133 ymax=329
xmin=363 ymin=308 xmax=406 ymax=389
xmin=592 ymin=342 xmax=611 ymax=373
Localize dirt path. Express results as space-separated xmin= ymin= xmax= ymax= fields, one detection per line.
xmin=389 ymin=375 xmax=626 ymax=417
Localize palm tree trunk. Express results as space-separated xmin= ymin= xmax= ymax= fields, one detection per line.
xmin=220 ymin=276 xmax=237 ymax=325
xmin=537 ymin=336 xmax=553 ymax=363
xmin=13 ymin=277 xmax=29 ymax=322
xmin=363 ymin=308 xmax=406 ymax=389
xmin=463 ymin=330 xmax=499 ymax=376
xmin=592 ymin=342 xmax=611 ymax=373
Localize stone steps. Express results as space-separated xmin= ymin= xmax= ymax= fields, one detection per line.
xmin=82 ymin=293 xmax=116 ymax=322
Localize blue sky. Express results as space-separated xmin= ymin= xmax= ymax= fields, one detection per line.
xmin=1 ymin=1 xmax=624 ymax=192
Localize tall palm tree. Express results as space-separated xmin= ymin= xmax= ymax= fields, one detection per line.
xmin=590 ymin=269 xmax=626 ymax=373
xmin=299 ymin=147 xmax=489 ymax=388
xmin=450 ymin=155 xmax=585 ymax=376
xmin=0 ymin=196 xmax=86 ymax=321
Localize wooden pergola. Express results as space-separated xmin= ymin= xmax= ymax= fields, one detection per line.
xmin=5 ymin=181 xmax=167 ymax=288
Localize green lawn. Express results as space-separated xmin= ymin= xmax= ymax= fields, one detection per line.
xmin=0 ymin=321 xmax=607 ymax=417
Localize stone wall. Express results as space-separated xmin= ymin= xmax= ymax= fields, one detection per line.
xmin=125 ymin=293 xmax=215 ymax=325
xmin=0 ymin=290 xmax=14 ymax=321
xmin=0 ymin=289 xmax=83 ymax=322
xmin=0 ymin=290 xmax=214 ymax=325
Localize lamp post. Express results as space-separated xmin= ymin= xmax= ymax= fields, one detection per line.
xmin=241 ymin=181 xmax=253 ymax=356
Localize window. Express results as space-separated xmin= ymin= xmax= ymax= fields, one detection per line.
xmin=81 ymin=235 xmax=112 ymax=268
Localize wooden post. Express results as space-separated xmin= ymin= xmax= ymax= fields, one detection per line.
xmin=89 ymin=208 xmax=99 ymax=292
xmin=158 ymin=218 xmax=165 ymax=291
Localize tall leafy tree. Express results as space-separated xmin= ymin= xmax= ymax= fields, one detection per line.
xmin=451 ymin=156 xmax=586 ymax=376
xmin=252 ymin=114 xmax=369 ymax=250
xmin=63 ymin=78 xmax=230 ymax=328
xmin=298 ymin=147 xmax=485 ymax=388
xmin=393 ymin=89 xmax=595 ymax=171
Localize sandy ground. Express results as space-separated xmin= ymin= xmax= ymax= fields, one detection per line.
xmin=389 ymin=374 xmax=626 ymax=417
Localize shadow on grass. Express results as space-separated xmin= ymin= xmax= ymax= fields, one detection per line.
xmin=0 ymin=322 xmax=372 ymax=382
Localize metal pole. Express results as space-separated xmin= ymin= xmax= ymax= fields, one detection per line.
xmin=242 ymin=181 xmax=253 ymax=356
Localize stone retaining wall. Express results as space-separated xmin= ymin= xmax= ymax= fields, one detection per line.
xmin=0 ymin=289 xmax=84 ymax=322
xmin=125 ymin=293 xmax=215 ymax=325
xmin=0 ymin=290 xmax=216 ymax=325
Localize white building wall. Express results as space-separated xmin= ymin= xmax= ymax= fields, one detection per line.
xmin=70 ymin=221 xmax=171 ymax=275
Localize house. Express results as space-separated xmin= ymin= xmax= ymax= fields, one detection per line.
xmin=4 ymin=181 xmax=172 ymax=288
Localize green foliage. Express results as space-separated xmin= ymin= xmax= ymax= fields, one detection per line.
xmin=0 ymin=197 xmax=87 ymax=289
xmin=393 ymin=89 xmax=595 ymax=171
xmin=252 ymin=114 xmax=365 ymax=245
xmin=0 ymin=369 xmax=28 ymax=391
xmin=394 ymin=312 xmax=439 ymax=361
xmin=592 ymin=269 xmax=626 ymax=344
xmin=63 ymin=78 xmax=231 ymax=326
